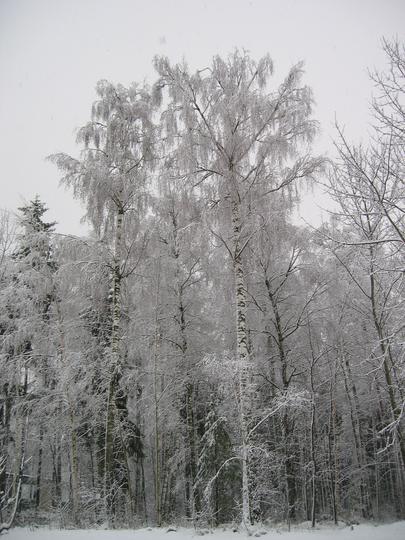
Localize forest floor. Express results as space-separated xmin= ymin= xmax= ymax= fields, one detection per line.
xmin=4 ymin=522 xmax=405 ymax=540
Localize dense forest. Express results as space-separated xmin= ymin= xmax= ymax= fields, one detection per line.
xmin=0 ymin=39 xmax=404 ymax=531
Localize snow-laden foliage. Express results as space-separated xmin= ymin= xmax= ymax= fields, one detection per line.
xmin=1 ymin=42 xmax=404 ymax=532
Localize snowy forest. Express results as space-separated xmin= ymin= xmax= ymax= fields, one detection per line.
xmin=0 ymin=39 xmax=404 ymax=533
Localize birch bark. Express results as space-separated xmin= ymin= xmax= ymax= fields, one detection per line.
xmin=104 ymin=204 xmax=124 ymax=521
xmin=231 ymin=193 xmax=251 ymax=527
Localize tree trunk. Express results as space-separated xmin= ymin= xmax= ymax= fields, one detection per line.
xmin=35 ymin=423 xmax=44 ymax=509
xmin=231 ymin=194 xmax=251 ymax=527
xmin=310 ymin=388 xmax=316 ymax=527
xmin=369 ymin=262 xmax=405 ymax=468
xmin=327 ymin=362 xmax=338 ymax=525
xmin=170 ymin=209 xmax=199 ymax=521
xmin=69 ymin=408 xmax=79 ymax=524
xmin=104 ymin=204 xmax=124 ymax=523
xmin=340 ymin=346 xmax=370 ymax=518
xmin=264 ymin=271 xmax=297 ymax=521
xmin=55 ymin=292 xmax=81 ymax=524
xmin=2 ymin=392 xmax=28 ymax=533
xmin=0 ymin=479 xmax=22 ymax=534
xmin=153 ymin=259 xmax=162 ymax=526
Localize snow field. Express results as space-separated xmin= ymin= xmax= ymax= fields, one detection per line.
xmin=5 ymin=522 xmax=405 ymax=540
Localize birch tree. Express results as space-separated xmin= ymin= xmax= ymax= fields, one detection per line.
xmin=49 ymin=80 xmax=155 ymax=522
xmin=154 ymin=50 xmax=321 ymax=525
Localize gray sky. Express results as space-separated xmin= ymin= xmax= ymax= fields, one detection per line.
xmin=0 ymin=0 xmax=404 ymax=235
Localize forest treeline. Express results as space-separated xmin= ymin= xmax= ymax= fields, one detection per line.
xmin=0 ymin=39 xmax=404 ymax=530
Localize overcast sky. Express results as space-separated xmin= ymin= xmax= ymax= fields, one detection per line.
xmin=0 ymin=0 xmax=404 ymax=235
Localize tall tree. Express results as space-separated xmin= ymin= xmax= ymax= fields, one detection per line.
xmin=0 ymin=197 xmax=56 ymax=530
xmin=154 ymin=50 xmax=322 ymax=525
xmin=49 ymin=80 xmax=155 ymax=522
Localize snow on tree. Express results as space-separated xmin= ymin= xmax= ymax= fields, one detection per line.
xmin=153 ymin=49 xmax=322 ymax=525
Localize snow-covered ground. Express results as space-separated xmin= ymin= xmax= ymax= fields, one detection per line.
xmin=4 ymin=522 xmax=405 ymax=540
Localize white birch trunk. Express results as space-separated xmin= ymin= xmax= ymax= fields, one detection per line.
xmin=104 ymin=204 xmax=124 ymax=521
xmin=231 ymin=194 xmax=251 ymax=527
